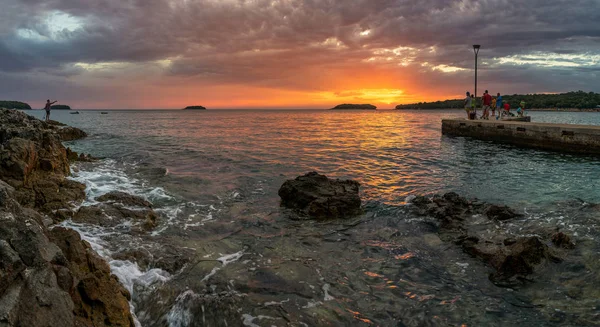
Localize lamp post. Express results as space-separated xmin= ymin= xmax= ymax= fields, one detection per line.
xmin=473 ymin=45 xmax=481 ymax=108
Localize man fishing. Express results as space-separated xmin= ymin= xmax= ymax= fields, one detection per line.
xmin=44 ymin=99 xmax=58 ymax=122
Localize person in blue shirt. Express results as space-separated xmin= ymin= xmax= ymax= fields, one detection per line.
xmin=496 ymin=93 xmax=503 ymax=119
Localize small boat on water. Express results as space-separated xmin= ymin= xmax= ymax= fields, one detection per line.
xmin=101 ymin=112 xmax=108 ymax=114
xmin=70 ymin=111 xmax=80 ymax=114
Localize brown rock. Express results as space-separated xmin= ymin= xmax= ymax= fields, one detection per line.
xmin=73 ymin=203 xmax=158 ymax=230
xmin=49 ymin=227 xmax=134 ymax=327
xmin=278 ymin=172 xmax=362 ymax=219
xmin=485 ymin=205 xmax=522 ymax=221
xmin=96 ymin=191 xmax=153 ymax=208
xmin=551 ymin=232 xmax=575 ymax=249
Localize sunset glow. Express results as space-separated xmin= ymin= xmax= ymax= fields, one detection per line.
xmin=1 ymin=0 xmax=599 ymax=109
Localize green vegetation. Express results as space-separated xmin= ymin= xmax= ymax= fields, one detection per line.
xmin=51 ymin=105 xmax=71 ymax=110
xmin=184 ymin=106 xmax=207 ymax=110
xmin=0 ymin=101 xmax=31 ymax=109
xmin=396 ymin=91 xmax=600 ymax=110
xmin=331 ymin=104 xmax=377 ymax=110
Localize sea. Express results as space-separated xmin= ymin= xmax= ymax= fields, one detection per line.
xmin=30 ymin=109 xmax=600 ymax=326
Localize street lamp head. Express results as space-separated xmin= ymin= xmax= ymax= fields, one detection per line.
xmin=473 ymin=44 xmax=481 ymax=54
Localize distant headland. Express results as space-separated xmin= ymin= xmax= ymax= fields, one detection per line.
xmin=51 ymin=105 xmax=71 ymax=110
xmin=331 ymin=104 xmax=377 ymax=110
xmin=184 ymin=106 xmax=207 ymax=110
xmin=0 ymin=101 xmax=31 ymax=110
xmin=395 ymin=91 xmax=600 ymax=110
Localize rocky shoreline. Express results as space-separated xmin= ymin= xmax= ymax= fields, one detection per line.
xmin=0 ymin=109 xmax=588 ymax=326
xmin=0 ymin=109 xmax=134 ymax=326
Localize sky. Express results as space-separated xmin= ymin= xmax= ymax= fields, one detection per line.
xmin=1 ymin=0 xmax=599 ymax=109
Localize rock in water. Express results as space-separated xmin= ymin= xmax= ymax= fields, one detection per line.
xmin=410 ymin=192 xmax=571 ymax=285
xmin=278 ymin=172 xmax=361 ymax=219
xmin=96 ymin=191 xmax=153 ymax=208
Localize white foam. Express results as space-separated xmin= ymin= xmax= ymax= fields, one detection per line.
xmin=201 ymin=251 xmax=245 ymax=282
xmin=166 ymin=290 xmax=200 ymax=327
xmin=241 ymin=314 xmax=277 ymax=327
xmin=322 ymin=284 xmax=335 ymax=301
xmin=218 ymin=251 xmax=245 ymax=266
xmin=302 ymin=300 xmax=322 ymax=309
xmin=264 ymin=298 xmax=289 ymax=306
xmin=109 ymin=260 xmax=171 ymax=295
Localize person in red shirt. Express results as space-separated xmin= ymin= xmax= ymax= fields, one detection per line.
xmin=502 ymin=103 xmax=510 ymax=119
xmin=482 ymin=90 xmax=492 ymax=119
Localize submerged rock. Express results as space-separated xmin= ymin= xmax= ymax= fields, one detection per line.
xmin=73 ymin=203 xmax=158 ymax=231
xmin=278 ymin=172 xmax=362 ymax=219
xmin=411 ymin=193 xmax=571 ymax=285
xmin=96 ymin=191 xmax=153 ymax=208
xmin=551 ymin=232 xmax=576 ymax=249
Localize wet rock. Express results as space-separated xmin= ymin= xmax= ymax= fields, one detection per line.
xmin=112 ymin=244 xmax=193 ymax=274
xmin=49 ymin=227 xmax=134 ymax=326
xmin=0 ymin=109 xmax=134 ymax=326
xmin=410 ymin=192 xmax=570 ymax=285
xmin=73 ymin=203 xmax=158 ymax=230
xmin=13 ymin=176 xmax=86 ymax=214
xmin=0 ymin=180 xmax=15 ymax=207
xmin=495 ymin=237 xmax=556 ymax=280
xmin=278 ymin=172 xmax=362 ymax=219
xmin=485 ymin=205 xmax=521 ymax=221
xmin=55 ymin=126 xmax=87 ymax=141
xmin=552 ymin=232 xmax=575 ymax=249
xmin=96 ymin=191 xmax=153 ymax=208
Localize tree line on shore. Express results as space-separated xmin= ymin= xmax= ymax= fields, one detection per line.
xmin=0 ymin=101 xmax=31 ymax=109
xmin=396 ymin=91 xmax=600 ymax=110
xmin=0 ymin=101 xmax=71 ymax=110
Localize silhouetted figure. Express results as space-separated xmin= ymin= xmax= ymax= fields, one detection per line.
xmin=464 ymin=91 xmax=472 ymax=119
xmin=44 ymin=99 xmax=57 ymax=122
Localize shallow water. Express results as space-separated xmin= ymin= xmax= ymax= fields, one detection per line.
xmin=31 ymin=109 xmax=600 ymax=326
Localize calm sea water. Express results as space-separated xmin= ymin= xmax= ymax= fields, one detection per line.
xmin=33 ymin=109 xmax=600 ymax=326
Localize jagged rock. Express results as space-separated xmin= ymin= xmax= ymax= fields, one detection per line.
xmin=0 ymin=200 xmax=79 ymax=326
xmin=55 ymin=126 xmax=88 ymax=142
xmin=112 ymin=244 xmax=193 ymax=274
xmin=0 ymin=109 xmax=86 ymax=212
xmin=278 ymin=172 xmax=361 ymax=219
xmin=411 ymin=192 xmax=569 ymax=285
xmin=485 ymin=205 xmax=521 ymax=221
xmin=552 ymin=232 xmax=575 ymax=249
xmin=49 ymin=227 xmax=134 ymax=326
xmin=73 ymin=203 xmax=158 ymax=230
xmin=0 ymin=109 xmax=134 ymax=326
xmin=96 ymin=191 xmax=152 ymax=208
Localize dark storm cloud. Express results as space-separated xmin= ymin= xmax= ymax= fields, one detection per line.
xmin=1 ymin=0 xmax=600 ymax=101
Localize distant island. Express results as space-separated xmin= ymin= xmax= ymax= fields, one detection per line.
xmin=51 ymin=105 xmax=71 ymax=110
xmin=331 ymin=104 xmax=377 ymax=110
xmin=0 ymin=101 xmax=31 ymax=110
xmin=183 ymin=106 xmax=207 ymax=110
xmin=396 ymin=91 xmax=600 ymax=110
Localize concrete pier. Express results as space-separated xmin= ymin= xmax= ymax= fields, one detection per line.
xmin=442 ymin=118 xmax=600 ymax=154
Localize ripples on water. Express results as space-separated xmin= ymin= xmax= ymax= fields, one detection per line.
xmin=30 ymin=109 xmax=600 ymax=326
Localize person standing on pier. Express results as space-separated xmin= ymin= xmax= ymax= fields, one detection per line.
xmin=482 ymin=90 xmax=492 ymax=119
xmin=496 ymin=93 xmax=503 ymax=119
xmin=491 ymin=96 xmax=497 ymax=119
xmin=464 ymin=91 xmax=473 ymax=119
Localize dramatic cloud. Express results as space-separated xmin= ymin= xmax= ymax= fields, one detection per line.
xmin=1 ymin=0 xmax=599 ymax=108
